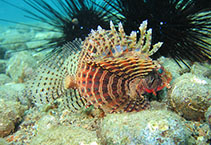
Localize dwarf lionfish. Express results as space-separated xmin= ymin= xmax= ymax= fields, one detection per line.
xmin=24 ymin=20 xmax=172 ymax=113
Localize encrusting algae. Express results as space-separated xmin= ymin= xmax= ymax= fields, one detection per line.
xmin=24 ymin=20 xmax=172 ymax=113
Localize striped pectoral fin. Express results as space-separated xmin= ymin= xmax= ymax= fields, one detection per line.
xmin=61 ymin=88 xmax=87 ymax=112
xmin=91 ymin=57 xmax=156 ymax=80
xmin=123 ymin=96 xmax=150 ymax=112
xmin=77 ymin=63 xmax=106 ymax=108
xmin=108 ymin=95 xmax=131 ymax=113
xmin=77 ymin=61 xmax=133 ymax=113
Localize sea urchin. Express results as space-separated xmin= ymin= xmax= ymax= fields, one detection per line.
xmin=105 ymin=0 xmax=211 ymax=67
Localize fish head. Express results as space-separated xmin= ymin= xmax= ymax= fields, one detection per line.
xmin=137 ymin=64 xmax=172 ymax=96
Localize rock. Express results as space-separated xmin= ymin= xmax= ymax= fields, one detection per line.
xmin=205 ymin=106 xmax=211 ymax=126
xmin=31 ymin=125 xmax=98 ymax=145
xmin=0 ymin=59 xmax=7 ymax=73
xmin=0 ymin=22 xmax=61 ymax=52
xmin=195 ymin=124 xmax=211 ymax=145
xmin=0 ymin=74 xmax=12 ymax=86
xmin=0 ymin=83 xmax=26 ymax=103
xmin=0 ymin=48 xmax=6 ymax=59
xmin=99 ymin=110 xmax=191 ymax=145
xmin=36 ymin=115 xmax=58 ymax=134
xmin=0 ymin=99 xmax=27 ymax=137
xmin=184 ymin=121 xmax=211 ymax=145
xmin=7 ymin=106 xmax=99 ymax=144
xmin=0 ymin=138 xmax=9 ymax=145
xmin=191 ymin=62 xmax=211 ymax=79
xmin=0 ymin=24 xmax=37 ymax=51
xmin=32 ymin=49 xmax=52 ymax=62
xmin=25 ymin=31 xmax=61 ymax=50
xmin=0 ymin=29 xmax=28 ymax=51
xmin=167 ymin=73 xmax=211 ymax=121
xmin=158 ymin=57 xmax=189 ymax=81
xmin=6 ymin=51 xmax=37 ymax=83
xmin=0 ymin=119 xmax=14 ymax=138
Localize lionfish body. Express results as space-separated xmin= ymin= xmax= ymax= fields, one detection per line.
xmin=24 ymin=20 xmax=172 ymax=113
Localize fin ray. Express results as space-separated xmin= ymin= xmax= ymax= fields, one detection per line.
xmin=24 ymin=40 xmax=85 ymax=111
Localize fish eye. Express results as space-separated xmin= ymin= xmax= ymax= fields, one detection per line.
xmin=158 ymin=68 xmax=163 ymax=74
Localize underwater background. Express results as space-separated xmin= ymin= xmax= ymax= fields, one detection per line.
xmin=0 ymin=0 xmax=35 ymax=25
xmin=0 ymin=0 xmax=210 ymax=145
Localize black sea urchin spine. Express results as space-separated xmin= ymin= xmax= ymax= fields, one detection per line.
xmin=104 ymin=0 xmax=211 ymax=67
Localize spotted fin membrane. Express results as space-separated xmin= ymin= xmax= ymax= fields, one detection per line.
xmin=24 ymin=39 xmax=86 ymax=111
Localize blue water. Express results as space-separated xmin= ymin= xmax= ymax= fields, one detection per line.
xmin=0 ymin=0 xmax=57 ymax=25
xmin=0 ymin=1 xmax=27 ymax=25
xmin=0 ymin=0 xmax=104 ymax=26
